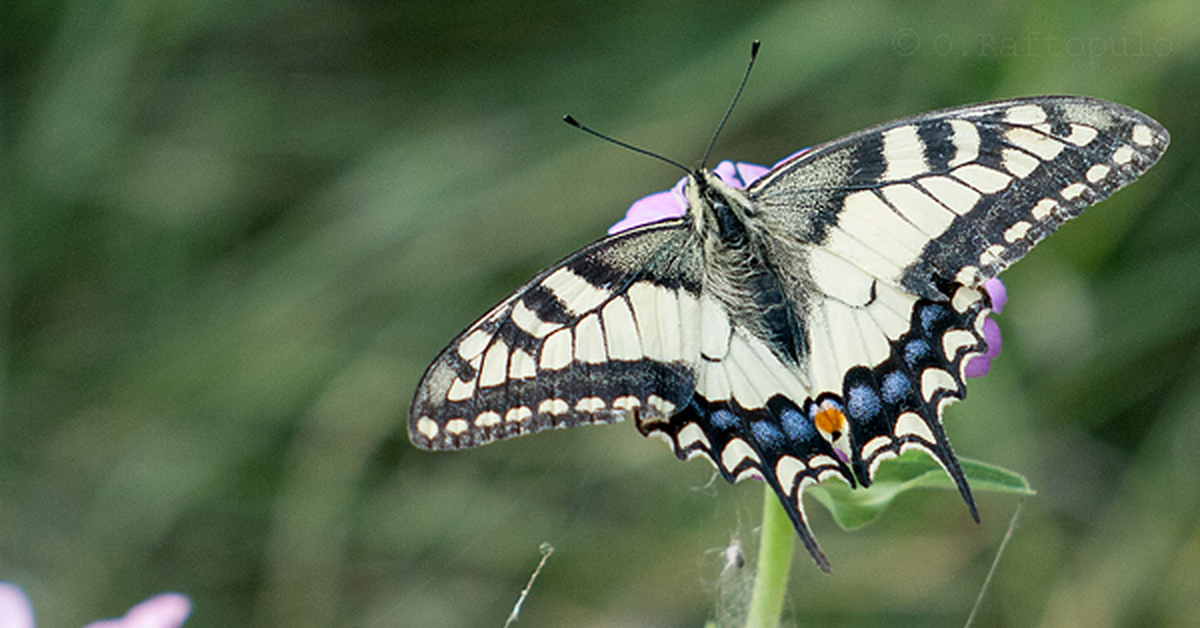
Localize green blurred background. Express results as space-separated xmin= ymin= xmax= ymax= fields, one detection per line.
xmin=3 ymin=1 xmax=1198 ymax=626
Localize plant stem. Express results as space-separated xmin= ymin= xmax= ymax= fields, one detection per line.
xmin=743 ymin=484 xmax=795 ymax=628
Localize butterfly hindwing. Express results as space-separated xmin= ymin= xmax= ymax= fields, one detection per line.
xmin=634 ymin=320 xmax=859 ymax=572
xmin=839 ymin=282 xmax=994 ymax=516
xmin=647 ymin=381 xmax=857 ymax=573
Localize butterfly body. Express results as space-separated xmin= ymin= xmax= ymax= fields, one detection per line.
xmin=409 ymin=96 xmax=1168 ymax=572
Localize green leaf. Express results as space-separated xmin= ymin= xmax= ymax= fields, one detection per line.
xmin=806 ymin=452 xmax=1034 ymax=530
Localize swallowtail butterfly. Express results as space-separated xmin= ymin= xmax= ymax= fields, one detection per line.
xmin=409 ymin=94 xmax=1168 ymax=571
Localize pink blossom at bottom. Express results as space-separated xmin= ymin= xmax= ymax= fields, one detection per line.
xmin=0 ymin=582 xmax=190 ymax=628
xmin=0 ymin=583 xmax=35 ymax=628
xmin=82 ymin=594 xmax=191 ymax=628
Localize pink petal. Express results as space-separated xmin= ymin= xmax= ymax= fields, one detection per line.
xmin=712 ymin=160 xmax=769 ymax=188
xmin=964 ymin=317 xmax=1003 ymax=378
xmin=82 ymin=593 xmax=191 ymax=628
xmin=0 ymin=583 xmax=36 ymax=628
xmin=963 ymin=278 xmax=1008 ymax=378
xmin=606 ymin=178 xmax=688 ymax=234
xmin=984 ymin=277 xmax=1007 ymax=313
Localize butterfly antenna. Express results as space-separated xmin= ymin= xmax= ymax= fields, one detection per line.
xmin=562 ymin=115 xmax=691 ymax=174
xmin=700 ymin=39 xmax=760 ymax=169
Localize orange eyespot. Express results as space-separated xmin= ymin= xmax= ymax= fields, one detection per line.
xmin=813 ymin=404 xmax=847 ymax=438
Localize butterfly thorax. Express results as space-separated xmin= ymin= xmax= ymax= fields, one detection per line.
xmin=686 ymin=171 xmax=809 ymax=367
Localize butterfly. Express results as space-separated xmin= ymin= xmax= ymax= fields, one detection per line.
xmin=408 ymin=95 xmax=1168 ymax=572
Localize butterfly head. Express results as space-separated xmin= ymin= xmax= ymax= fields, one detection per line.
xmin=686 ymin=170 xmax=757 ymax=249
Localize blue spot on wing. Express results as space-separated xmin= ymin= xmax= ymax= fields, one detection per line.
xmin=920 ymin=303 xmax=948 ymax=332
xmin=752 ymin=421 xmax=784 ymax=449
xmin=904 ymin=339 xmax=933 ymax=366
xmin=846 ymin=383 xmax=882 ymax=421
xmin=780 ymin=407 xmax=815 ymax=441
xmin=711 ymin=408 xmax=740 ymax=431
xmin=882 ymin=371 xmax=912 ymax=404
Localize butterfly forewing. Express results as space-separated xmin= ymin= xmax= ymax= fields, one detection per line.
xmin=750 ymin=96 xmax=1169 ymax=298
xmin=410 ymin=95 xmax=1168 ymax=572
xmin=409 ymin=220 xmax=707 ymax=450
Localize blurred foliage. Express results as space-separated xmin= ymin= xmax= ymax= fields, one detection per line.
xmin=2 ymin=0 xmax=1199 ymax=627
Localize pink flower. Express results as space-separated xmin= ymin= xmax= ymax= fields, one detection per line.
xmin=0 ymin=583 xmax=35 ymax=628
xmin=0 ymin=582 xmax=191 ymax=628
xmin=609 ymin=152 xmax=1005 ymax=378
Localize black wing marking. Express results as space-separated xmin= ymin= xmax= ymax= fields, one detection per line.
xmin=409 ymin=220 xmax=706 ymax=450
